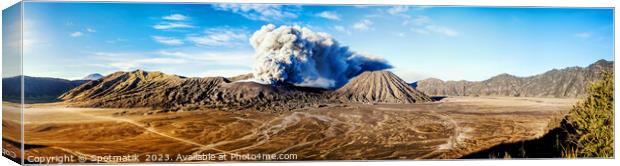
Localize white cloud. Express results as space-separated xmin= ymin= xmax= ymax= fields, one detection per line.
xmin=137 ymin=58 xmax=187 ymax=64
xmin=213 ymin=4 xmax=297 ymax=21
xmin=154 ymin=14 xmax=193 ymax=30
xmin=402 ymin=15 xmax=431 ymax=26
xmin=88 ymin=49 xmax=255 ymax=77
xmin=387 ymin=6 xmax=409 ymax=15
xmin=67 ymin=27 xmax=96 ymax=38
xmin=390 ymin=68 xmax=433 ymax=83
xmin=152 ymin=36 xmax=184 ymax=45
xmin=198 ymin=69 xmax=253 ymax=78
xmin=575 ymin=32 xmax=591 ymax=38
xmin=91 ymin=51 xmax=189 ymax=71
xmin=70 ymin=31 xmax=83 ymax=37
xmin=163 ymin=14 xmax=188 ymax=21
xmin=186 ymin=27 xmax=248 ymax=46
xmin=153 ymin=22 xmax=194 ymax=30
xmin=92 ymin=48 xmax=254 ymax=70
xmin=108 ymin=58 xmax=187 ymax=71
xmin=403 ymin=15 xmax=459 ymax=37
xmin=353 ymin=19 xmax=373 ymax=31
xmin=20 ymin=20 xmax=45 ymax=51
xmin=105 ymin=38 xmax=127 ymax=44
xmin=333 ymin=25 xmax=351 ymax=35
xmin=424 ymin=25 xmax=459 ymax=37
xmin=316 ymin=11 xmax=340 ymax=20
xmin=411 ymin=28 xmax=431 ymax=35
xmin=93 ymin=52 xmax=138 ymax=58
xmin=158 ymin=50 xmax=252 ymax=66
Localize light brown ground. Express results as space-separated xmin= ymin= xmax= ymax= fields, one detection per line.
xmin=2 ymin=96 xmax=577 ymax=163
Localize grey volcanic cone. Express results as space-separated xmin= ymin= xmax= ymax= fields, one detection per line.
xmin=336 ymin=71 xmax=433 ymax=104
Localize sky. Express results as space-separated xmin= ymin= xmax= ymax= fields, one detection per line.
xmin=10 ymin=2 xmax=614 ymax=82
xmin=2 ymin=2 xmax=21 ymax=78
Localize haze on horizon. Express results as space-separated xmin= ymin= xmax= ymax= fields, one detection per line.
xmin=4 ymin=2 xmax=614 ymax=82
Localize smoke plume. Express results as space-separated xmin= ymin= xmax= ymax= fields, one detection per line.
xmin=250 ymin=24 xmax=392 ymax=89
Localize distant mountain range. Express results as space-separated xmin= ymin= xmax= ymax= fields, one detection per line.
xmin=413 ymin=59 xmax=613 ymax=98
xmin=2 ymin=76 xmax=89 ymax=103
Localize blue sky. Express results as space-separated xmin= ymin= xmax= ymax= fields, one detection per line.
xmin=2 ymin=2 xmax=21 ymax=78
xmin=17 ymin=2 xmax=614 ymax=82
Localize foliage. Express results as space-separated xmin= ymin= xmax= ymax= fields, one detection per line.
xmin=563 ymin=71 xmax=614 ymax=158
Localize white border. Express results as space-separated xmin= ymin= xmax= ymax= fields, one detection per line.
xmin=0 ymin=0 xmax=618 ymax=166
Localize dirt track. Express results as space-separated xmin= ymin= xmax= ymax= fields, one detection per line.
xmin=2 ymin=96 xmax=576 ymax=163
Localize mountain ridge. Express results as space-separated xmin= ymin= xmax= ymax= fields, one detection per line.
xmin=2 ymin=76 xmax=89 ymax=103
xmin=414 ymin=59 xmax=613 ymax=98
xmin=59 ymin=70 xmax=331 ymax=111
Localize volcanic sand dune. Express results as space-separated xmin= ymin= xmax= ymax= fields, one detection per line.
xmin=2 ymin=96 xmax=576 ymax=163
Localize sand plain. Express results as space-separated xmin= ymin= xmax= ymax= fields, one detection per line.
xmin=2 ymin=96 xmax=577 ymax=163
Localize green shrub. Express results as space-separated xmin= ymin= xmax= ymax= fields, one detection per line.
xmin=563 ymin=71 xmax=614 ymax=158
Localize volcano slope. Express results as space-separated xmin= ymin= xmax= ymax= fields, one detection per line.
xmin=336 ymin=71 xmax=433 ymax=104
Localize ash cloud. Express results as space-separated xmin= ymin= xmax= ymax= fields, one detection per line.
xmin=250 ymin=24 xmax=392 ymax=89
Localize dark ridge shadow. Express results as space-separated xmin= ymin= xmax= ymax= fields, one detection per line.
xmin=431 ymin=96 xmax=447 ymax=101
xmin=24 ymin=98 xmax=62 ymax=104
xmin=3 ymin=97 xmax=62 ymax=104
xmin=409 ymin=82 xmax=418 ymax=89
xmin=2 ymin=76 xmax=89 ymax=104
xmin=2 ymin=97 xmax=21 ymax=103
xmin=3 ymin=138 xmax=48 ymax=150
xmin=276 ymin=82 xmax=330 ymax=93
xmin=460 ymin=127 xmax=567 ymax=158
